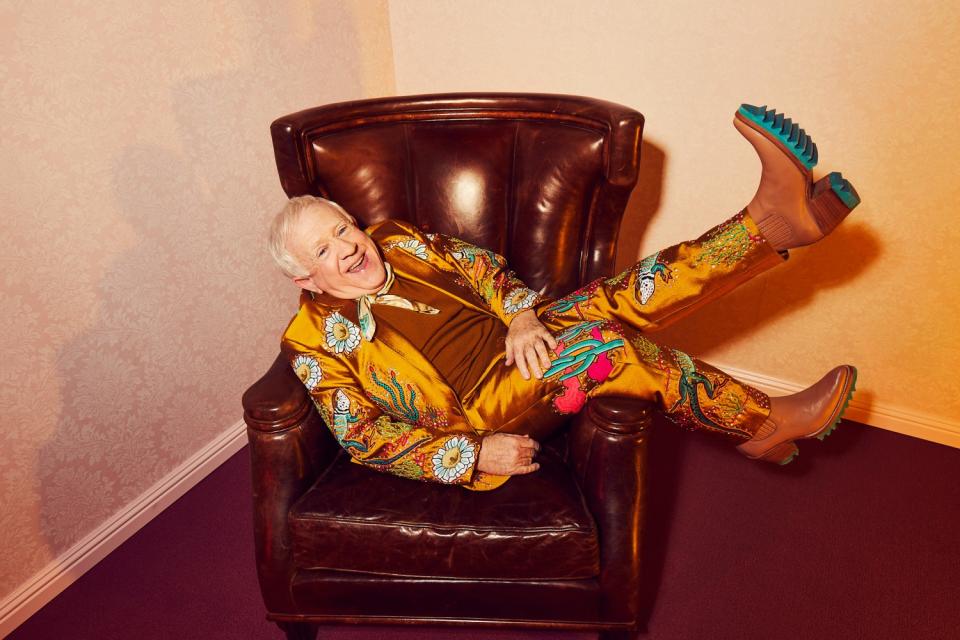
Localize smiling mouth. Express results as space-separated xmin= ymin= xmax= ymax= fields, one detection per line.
xmin=347 ymin=252 xmax=367 ymax=274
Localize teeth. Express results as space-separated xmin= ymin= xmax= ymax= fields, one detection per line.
xmin=349 ymin=255 xmax=364 ymax=272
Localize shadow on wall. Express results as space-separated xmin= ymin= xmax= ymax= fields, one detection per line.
xmin=640 ymin=141 xmax=881 ymax=413
xmin=652 ymin=219 xmax=881 ymax=385
xmin=616 ymin=139 xmax=667 ymax=274
xmin=618 ymin=133 xmax=882 ymax=398
xmin=36 ymin=145 xmax=220 ymax=555
xmin=33 ymin=0 xmax=371 ymax=561
xmin=608 ymin=136 xmax=882 ymax=627
xmin=610 ymin=138 xmax=689 ymax=629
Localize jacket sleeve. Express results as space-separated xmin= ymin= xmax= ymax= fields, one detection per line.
xmin=426 ymin=231 xmax=541 ymax=326
xmin=284 ymin=340 xmax=483 ymax=485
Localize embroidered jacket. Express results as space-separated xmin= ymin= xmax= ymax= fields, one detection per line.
xmin=282 ymin=219 xmax=541 ymax=491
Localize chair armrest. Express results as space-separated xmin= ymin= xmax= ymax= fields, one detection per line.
xmin=568 ymin=396 xmax=652 ymax=625
xmin=242 ymin=353 xmax=340 ymax=613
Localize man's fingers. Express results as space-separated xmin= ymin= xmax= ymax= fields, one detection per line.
xmin=525 ymin=347 xmax=543 ymax=379
xmin=515 ymin=437 xmax=539 ymax=467
xmin=516 ymin=355 xmax=530 ymax=380
xmin=543 ymin=330 xmax=558 ymax=350
xmin=512 ymin=462 xmax=540 ymax=475
xmin=523 ymin=350 xmax=536 ymax=379
xmin=534 ymin=341 xmax=552 ymax=371
xmin=502 ymin=433 xmax=538 ymax=447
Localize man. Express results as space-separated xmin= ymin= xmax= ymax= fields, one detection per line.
xmin=270 ymin=104 xmax=860 ymax=491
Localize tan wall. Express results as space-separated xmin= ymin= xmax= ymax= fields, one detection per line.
xmin=388 ymin=0 xmax=960 ymax=445
xmin=1 ymin=0 xmax=395 ymax=598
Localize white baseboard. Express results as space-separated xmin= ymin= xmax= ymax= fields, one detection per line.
xmin=714 ymin=362 xmax=960 ymax=449
xmin=2 ymin=368 xmax=957 ymax=637
xmin=0 ymin=420 xmax=248 ymax=638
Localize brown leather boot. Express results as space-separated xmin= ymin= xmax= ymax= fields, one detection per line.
xmin=736 ymin=365 xmax=858 ymax=464
xmin=734 ymin=104 xmax=861 ymax=251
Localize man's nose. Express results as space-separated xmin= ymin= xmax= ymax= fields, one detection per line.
xmin=336 ymin=238 xmax=358 ymax=260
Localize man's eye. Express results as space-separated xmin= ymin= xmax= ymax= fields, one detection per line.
xmin=337 ymin=226 xmax=347 ymax=236
xmin=318 ymin=248 xmax=327 ymax=257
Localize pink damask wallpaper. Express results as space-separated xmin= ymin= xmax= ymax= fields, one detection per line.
xmin=0 ymin=0 xmax=395 ymax=600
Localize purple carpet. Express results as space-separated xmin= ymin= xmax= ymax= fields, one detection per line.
xmin=10 ymin=420 xmax=959 ymax=640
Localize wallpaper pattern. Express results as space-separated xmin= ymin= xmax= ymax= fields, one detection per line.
xmin=1 ymin=0 xmax=395 ymax=596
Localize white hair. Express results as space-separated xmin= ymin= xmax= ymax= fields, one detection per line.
xmin=268 ymin=196 xmax=353 ymax=278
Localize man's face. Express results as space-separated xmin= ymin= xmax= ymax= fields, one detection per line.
xmin=288 ymin=204 xmax=387 ymax=299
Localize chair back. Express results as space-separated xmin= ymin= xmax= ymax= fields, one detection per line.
xmin=271 ymin=93 xmax=643 ymax=296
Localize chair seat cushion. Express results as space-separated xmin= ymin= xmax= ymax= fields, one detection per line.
xmin=288 ymin=449 xmax=600 ymax=581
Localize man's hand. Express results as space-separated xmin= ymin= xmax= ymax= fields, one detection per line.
xmin=505 ymin=309 xmax=558 ymax=380
xmin=477 ymin=433 xmax=541 ymax=475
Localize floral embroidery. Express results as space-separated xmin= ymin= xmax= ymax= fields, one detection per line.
xmin=545 ymin=323 xmax=624 ymax=414
xmin=503 ymin=286 xmax=538 ymax=314
xmin=449 ymin=241 xmax=505 ymax=271
xmin=292 ymin=355 xmax=322 ymax=391
xmin=310 ymin=395 xmax=327 ymax=421
xmin=604 ymin=269 xmax=630 ymax=288
xmin=324 ymin=312 xmax=361 ymax=354
xmin=325 ymin=390 xmax=434 ymax=468
xmin=543 ymin=279 xmax=602 ymax=320
xmin=364 ymin=438 xmax=432 ymax=467
xmin=442 ymin=236 xmax=540 ymax=318
xmin=630 ymin=334 xmax=661 ymax=364
xmin=419 ymin=405 xmax=450 ymax=430
xmin=391 ymin=460 xmax=426 ymax=480
xmin=368 ymin=367 xmax=420 ymax=422
xmin=630 ymin=334 xmax=672 ymax=390
xmin=666 ymin=349 xmax=747 ymax=437
xmin=358 ymin=368 xmax=452 ymax=435
xmin=432 ymin=436 xmax=476 ymax=483
xmin=386 ymin=238 xmax=429 ymax=260
xmin=448 ymin=240 xmax=506 ymax=300
xmin=545 ymin=293 xmax=589 ymax=316
xmin=544 ymin=330 xmax=623 ymax=382
xmin=555 ymin=320 xmax=603 ymax=343
xmin=717 ymin=391 xmax=748 ymax=423
xmin=690 ymin=211 xmax=765 ymax=269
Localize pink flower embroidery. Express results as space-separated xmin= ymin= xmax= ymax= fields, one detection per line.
xmin=550 ymin=327 xmax=617 ymax=414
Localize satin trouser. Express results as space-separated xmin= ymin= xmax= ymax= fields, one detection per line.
xmin=461 ymin=210 xmax=788 ymax=444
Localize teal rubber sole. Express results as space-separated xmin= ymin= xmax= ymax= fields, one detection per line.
xmin=776 ymin=367 xmax=858 ymax=465
xmin=737 ymin=103 xmax=819 ymax=171
xmin=828 ymin=171 xmax=862 ymax=210
xmin=779 ymin=449 xmax=799 ymax=466
xmin=815 ymin=367 xmax=858 ymax=442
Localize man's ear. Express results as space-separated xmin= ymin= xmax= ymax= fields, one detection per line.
xmin=292 ymin=276 xmax=322 ymax=294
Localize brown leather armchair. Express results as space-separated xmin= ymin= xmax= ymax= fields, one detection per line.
xmin=243 ymin=93 xmax=651 ymax=640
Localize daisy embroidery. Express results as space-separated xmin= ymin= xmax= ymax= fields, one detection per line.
xmin=395 ymin=239 xmax=429 ymax=260
xmin=503 ymin=287 xmax=538 ymax=314
xmin=432 ymin=436 xmax=477 ymax=483
xmin=291 ymin=355 xmax=322 ymax=391
xmin=324 ymin=312 xmax=361 ymax=355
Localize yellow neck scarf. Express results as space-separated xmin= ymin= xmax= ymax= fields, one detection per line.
xmin=357 ymin=262 xmax=439 ymax=341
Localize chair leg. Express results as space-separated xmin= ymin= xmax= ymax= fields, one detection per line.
xmin=276 ymin=620 xmax=317 ymax=640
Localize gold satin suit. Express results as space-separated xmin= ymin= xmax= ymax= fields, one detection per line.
xmin=282 ymin=212 xmax=787 ymax=491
